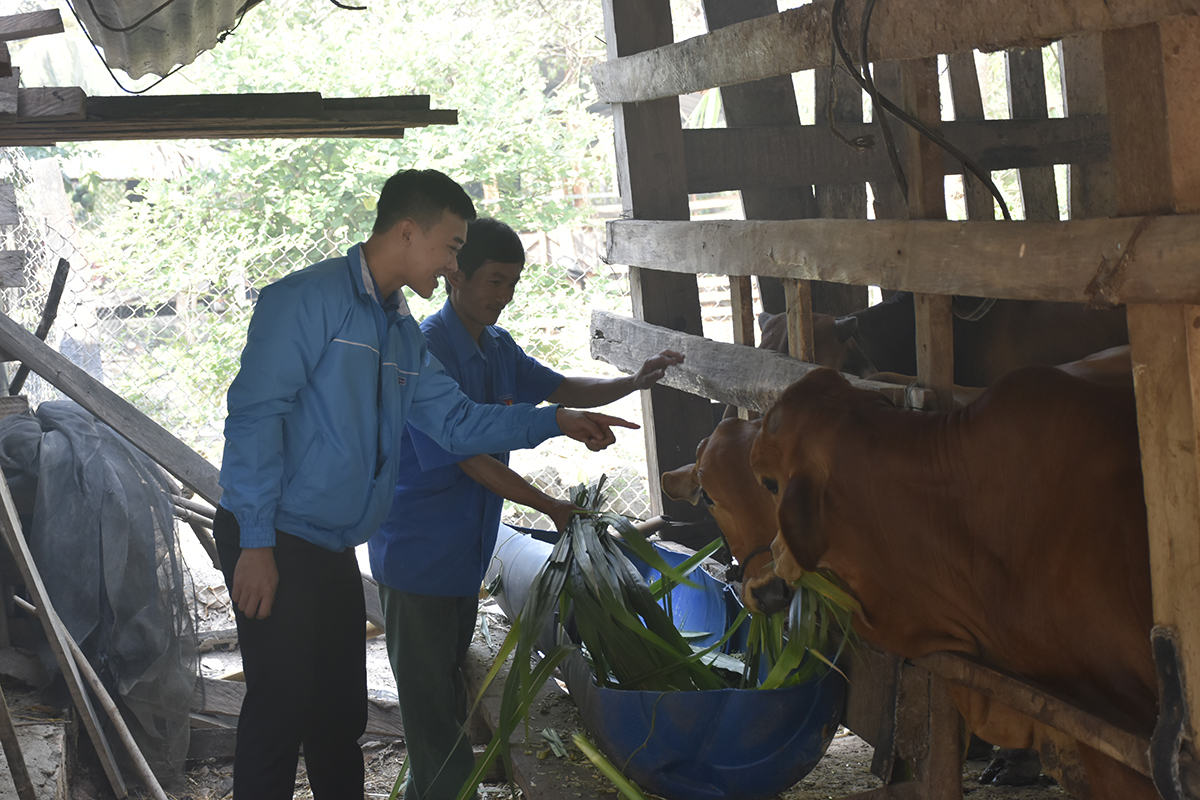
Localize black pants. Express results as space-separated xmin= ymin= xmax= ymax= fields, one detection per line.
xmin=214 ymin=507 xmax=367 ymax=800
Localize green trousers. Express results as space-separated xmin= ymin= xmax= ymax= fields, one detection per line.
xmin=380 ymin=587 xmax=479 ymax=800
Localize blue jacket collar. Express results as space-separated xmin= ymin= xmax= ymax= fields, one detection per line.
xmin=439 ymin=297 xmax=498 ymax=364
xmin=351 ymin=243 xmax=409 ymax=316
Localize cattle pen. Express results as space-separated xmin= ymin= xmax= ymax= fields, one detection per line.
xmin=587 ymin=1 xmax=1200 ymax=799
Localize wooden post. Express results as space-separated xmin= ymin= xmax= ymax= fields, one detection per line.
xmin=1103 ymin=14 xmax=1200 ymax=769
xmin=603 ymin=0 xmax=714 ymax=520
xmin=900 ymin=57 xmax=954 ymax=409
xmin=946 ymin=52 xmax=996 ymax=221
xmin=1061 ymin=34 xmax=1116 ymax=220
xmin=784 ymin=277 xmax=815 ymax=363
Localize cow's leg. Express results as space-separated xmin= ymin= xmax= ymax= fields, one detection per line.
xmin=1075 ymin=742 xmax=1158 ymax=800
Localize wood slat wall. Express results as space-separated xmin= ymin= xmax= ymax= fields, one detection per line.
xmin=592 ymin=0 xmax=1200 ymax=104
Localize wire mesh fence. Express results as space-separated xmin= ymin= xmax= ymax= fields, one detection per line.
xmin=1 ymin=147 xmax=738 ymax=527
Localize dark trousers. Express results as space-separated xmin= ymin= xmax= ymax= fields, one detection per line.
xmin=214 ymin=507 xmax=367 ymax=800
xmin=379 ymin=587 xmax=479 ymax=800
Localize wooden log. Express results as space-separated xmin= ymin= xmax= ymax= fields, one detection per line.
xmin=591 ymin=0 xmax=1200 ymax=104
xmin=1006 ymin=48 xmax=1060 ymax=221
xmin=603 ymin=0 xmax=713 ymax=522
xmin=0 ymin=10 xmax=63 ymax=43
xmin=605 ymin=215 xmax=1200 ymax=305
xmin=589 ymin=309 xmax=926 ymax=412
xmin=192 ymin=675 xmax=404 ymax=739
xmin=914 ymin=650 xmax=1152 ymax=776
xmin=0 ymin=478 xmax=127 ymax=797
xmin=0 ymin=310 xmax=221 ymax=504
xmin=683 ymin=116 xmax=1110 ymax=194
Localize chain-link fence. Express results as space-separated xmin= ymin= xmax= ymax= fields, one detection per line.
xmin=1 ymin=148 xmax=705 ymax=529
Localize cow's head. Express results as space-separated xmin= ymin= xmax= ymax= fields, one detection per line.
xmin=758 ymin=311 xmax=877 ymax=378
xmin=751 ymin=368 xmax=872 ymax=575
xmin=661 ymin=418 xmax=795 ymax=614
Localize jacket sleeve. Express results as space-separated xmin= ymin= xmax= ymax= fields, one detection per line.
xmin=218 ymin=279 xmax=336 ymax=548
xmin=407 ymin=350 xmax=563 ymax=455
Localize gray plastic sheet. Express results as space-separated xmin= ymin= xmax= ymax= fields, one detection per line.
xmin=0 ymin=401 xmax=197 ymax=782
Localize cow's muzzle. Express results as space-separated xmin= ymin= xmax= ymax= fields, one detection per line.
xmin=747 ymin=576 xmax=795 ymax=616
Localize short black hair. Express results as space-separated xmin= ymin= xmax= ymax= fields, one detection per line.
xmin=373 ymin=169 xmax=477 ymax=234
xmin=456 ymin=217 xmax=525 ymax=280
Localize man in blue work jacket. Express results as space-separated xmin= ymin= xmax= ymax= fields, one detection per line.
xmin=370 ymin=217 xmax=684 ymax=800
xmin=213 ymin=170 xmax=635 ymax=800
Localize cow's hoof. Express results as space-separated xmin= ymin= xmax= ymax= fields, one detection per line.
xmin=979 ymin=748 xmax=1042 ymax=786
xmin=749 ymin=578 xmax=794 ymax=616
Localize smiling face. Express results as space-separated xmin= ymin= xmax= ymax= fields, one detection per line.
xmin=447 ymin=259 xmax=523 ymax=342
xmin=406 ymin=210 xmax=468 ymax=299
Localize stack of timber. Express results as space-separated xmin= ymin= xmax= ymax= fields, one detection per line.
xmin=0 ymin=9 xmax=456 ymax=146
xmin=0 ymin=91 xmax=458 ymax=146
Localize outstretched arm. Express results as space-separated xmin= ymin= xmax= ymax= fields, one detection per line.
xmin=547 ymin=350 xmax=684 ymax=408
xmin=458 ymin=455 xmax=577 ymax=533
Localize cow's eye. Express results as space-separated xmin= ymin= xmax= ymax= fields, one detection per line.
xmin=699 ymin=488 xmax=714 ymax=507
xmin=761 ymin=478 xmax=778 ymax=494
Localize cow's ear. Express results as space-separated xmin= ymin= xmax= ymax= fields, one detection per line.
xmin=833 ymin=316 xmax=859 ymax=343
xmin=778 ymin=474 xmax=827 ymax=572
xmin=661 ymin=464 xmax=702 ymax=505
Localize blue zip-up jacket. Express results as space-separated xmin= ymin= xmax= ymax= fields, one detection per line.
xmin=218 ymin=243 xmax=563 ymax=551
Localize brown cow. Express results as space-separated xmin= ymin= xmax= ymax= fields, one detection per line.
xmin=750 ymin=366 xmax=1156 ymax=800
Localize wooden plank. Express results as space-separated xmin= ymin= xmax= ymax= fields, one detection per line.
xmin=605 ymin=215 xmax=1200 ymax=305
xmin=86 ymin=92 xmax=325 ymax=121
xmin=0 ymin=183 xmax=16 ymax=227
xmin=0 ymin=42 xmax=10 ymax=79
xmin=589 ymin=309 xmax=926 ymax=412
xmin=0 ymin=66 xmax=15 ymax=119
xmin=0 ymin=476 xmax=126 ymax=797
xmin=901 ymin=57 xmax=954 ymax=410
xmin=603 ymin=0 xmax=713 ymax=522
xmin=591 ymin=0 xmax=1200 ymax=104
xmin=1105 ymin=15 xmax=1200 ymax=767
xmin=729 ymin=276 xmax=754 ymax=347
xmin=0 ymin=251 xmax=24 ymax=288
xmin=1062 ymin=34 xmax=1117 ymax=219
xmin=15 ymin=86 xmax=85 ymax=120
xmin=1006 ymin=48 xmax=1060 ymax=221
xmin=682 ymin=116 xmax=1110 ymax=194
xmin=0 ymin=10 xmax=63 ymax=43
xmin=192 ymin=676 xmax=403 ymax=739
xmin=0 ymin=310 xmax=222 ymax=504
xmin=915 ymin=651 xmax=1152 ymax=775
xmin=784 ymin=277 xmax=815 ymax=362
xmin=947 ymin=53 xmax=997 ymax=220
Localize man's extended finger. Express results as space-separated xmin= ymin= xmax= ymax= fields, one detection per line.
xmin=586 ymin=412 xmax=640 ymax=429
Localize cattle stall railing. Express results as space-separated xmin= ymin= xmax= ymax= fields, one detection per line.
xmin=595 ymin=0 xmax=1200 ymax=798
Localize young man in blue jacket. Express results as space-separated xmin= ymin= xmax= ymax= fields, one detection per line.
xmin=214 ymin=171 xmax=635 ymax=800
xmin=370 ymin=217 xmax=684 ymax=800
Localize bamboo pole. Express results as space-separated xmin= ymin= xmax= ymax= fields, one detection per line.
xmin=0 ymin=680 xmax=36 ymax=800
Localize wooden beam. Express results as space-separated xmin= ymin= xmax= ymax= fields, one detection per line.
xmin=682 ymin=116 xmax=1110 ymax=194
xmin=15 ymin=86 xmax=85 ymax=120
xmin=1105 ymin=15 xmax=1200 ymax=778
xmin=0 ymin=10 xmax=63 ymax=43
xmin=605 ymin=215 xmax=1200 ymax=305
xmin=591 ymin=0 xmax=1200 ymax=104
xmin=0 ymin=311 xmax=221 ymax=504
xmin=0 ymin=42 xmax=10 ymax=79
xmin=590 ymin=309 xmax=924 ymax=412
xmin=915 ymin=651 xmax=1152 ymax=775
xmin=603 ymin=0 xmax=714 ymax=521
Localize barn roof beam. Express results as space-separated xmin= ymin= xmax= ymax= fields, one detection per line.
xmin=592 ymin=0 xmax=1200 ymax=104
xmin=606 ymin=215 xmax=1200 ymax=306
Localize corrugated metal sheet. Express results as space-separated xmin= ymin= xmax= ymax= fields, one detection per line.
xmin=72 ymin=0 xmax=264 ymax=80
